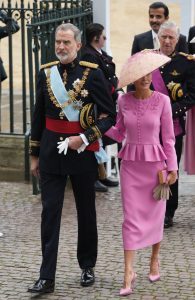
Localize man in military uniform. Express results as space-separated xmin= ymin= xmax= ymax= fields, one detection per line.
xmin=152 ymin=21 xmax=195 ymax=228
xmin=28 ymin=23 xmax=115 ymax=294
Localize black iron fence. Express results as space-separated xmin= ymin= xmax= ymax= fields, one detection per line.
xmin=0 ymin=0 xmax=34 ymax=135
xmin=0 ymin=0 xmax=93 ymax=187
xmin=0 ymin=0 xmax=92 ymax=135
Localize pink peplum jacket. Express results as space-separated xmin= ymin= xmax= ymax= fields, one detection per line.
xmin=105 ymin=91 xmax=178 ymax=171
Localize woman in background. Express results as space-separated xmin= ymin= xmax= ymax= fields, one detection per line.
xmin=81 ymin=22 xmax=120 ymax=192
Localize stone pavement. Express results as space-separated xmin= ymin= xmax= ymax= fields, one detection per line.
xmin=0 ymin=171 xmax=195 ymax=300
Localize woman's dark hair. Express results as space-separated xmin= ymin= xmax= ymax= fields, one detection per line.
xmin=149 ymin=2 xmax=169 ymax=18
xmin=85 ymin=23 xmax=104 ymax=44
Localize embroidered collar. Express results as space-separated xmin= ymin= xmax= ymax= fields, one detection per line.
xmin=59 ymin=58 xmax=79 ymax=71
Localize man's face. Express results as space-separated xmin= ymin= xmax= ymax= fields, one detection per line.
xmin=55 ymin=29 xmax=81 ymax=64
xmin=158 ymin=28 xmax=178 ymax=56
xmin=149 ymin=8 xmax=168 ymax=33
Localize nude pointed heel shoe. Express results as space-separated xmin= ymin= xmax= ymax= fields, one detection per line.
xmin=149 ymin=260 xmax=160 ymax=282
xmin=119 ymin=272 xmax=137 ymax=296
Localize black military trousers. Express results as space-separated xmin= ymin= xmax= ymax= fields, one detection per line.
xmin=39 ymin=170 xmax=97 ymax=280
xmin=166 ymin=135 xmax=183 ymax=218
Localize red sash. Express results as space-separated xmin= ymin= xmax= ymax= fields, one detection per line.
xmin=46 ymin=117 xmax=99 ymax=151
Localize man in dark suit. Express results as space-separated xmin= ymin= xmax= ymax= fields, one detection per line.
xmin=152 ymin=21 xmax=195 ymax=228
xmin=81 ymin=23 xmax=120 ymax=192
xmin=188 ymin=26 xmax=195 ymax=54
xmin=131 ymin=2 xmax=188 ymax=55
xmin=27 ymin=23 xmax=115 ymax=294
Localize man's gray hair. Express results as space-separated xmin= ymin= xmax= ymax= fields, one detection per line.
xmin=55 ymin=23 xmax=82 ymax=42
xmin=158 ymin=21 xmax=180 ymax=38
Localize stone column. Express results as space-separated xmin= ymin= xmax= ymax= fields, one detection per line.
xmin=92 ymin=0 xmax=111 ymax=54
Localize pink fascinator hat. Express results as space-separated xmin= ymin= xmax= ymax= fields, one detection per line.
xmin=118 ymin=50 xmax=171 ymax=88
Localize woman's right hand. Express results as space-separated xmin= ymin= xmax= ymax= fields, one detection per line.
xmin=30 ymin=156 xmax=39 ymax=178
xmin=167 ymin=171 xmax=178 ymax=185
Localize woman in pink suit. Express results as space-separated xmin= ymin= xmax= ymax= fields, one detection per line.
xmin=105 ymin=51 xmax=178 ymax=296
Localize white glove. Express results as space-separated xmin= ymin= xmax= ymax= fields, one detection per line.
xmin=57 ymin=138 xmax=69 ymax=155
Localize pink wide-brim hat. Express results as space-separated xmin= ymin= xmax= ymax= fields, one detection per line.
xmin=118 ymin=50 xmax=171 ymax=88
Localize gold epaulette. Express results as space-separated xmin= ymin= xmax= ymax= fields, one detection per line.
xmin=79 ymin=61 xmax=99 ymax=69
xmin=179 ymin=52 xmax=195 ymax=60
xmin=40 ymin=61 xmax=59 ymax=69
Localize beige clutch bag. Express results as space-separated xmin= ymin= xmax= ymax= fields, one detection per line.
xmin=153 ymin=169 xmax=172 ymax=201
xmin=153 ymin=183 xmax=172 ymax=201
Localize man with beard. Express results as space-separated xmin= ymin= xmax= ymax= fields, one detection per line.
xmin=27 ymin=23 xmax=115 ymax=294
xmin=131 ymin=2 xmax=188 ymax=55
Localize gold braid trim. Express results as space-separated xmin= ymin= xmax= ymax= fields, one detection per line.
xmin=79 ymin=61 xmax=98 ymax=69
xmin=68 ymin=68 xmax=90 ymax=109
xmin=171 ymin=84 xmax=178 ymax=101
xmin=91 ymin=125 xmax=102 ymax=139
xmin=80 ymin=104 xmax=89 ymax=129
xmin=171 ymin=83 xmax=183 ymax=101
xmin=179 ymin=52 xmax=195 ymax=60
xmin=46 ymin=69 xmax=62 ymax=108
xmin=46 ymin=67 xmax=91 ymax=110
xmin=41 ymin=61 xmax=59 ymax=69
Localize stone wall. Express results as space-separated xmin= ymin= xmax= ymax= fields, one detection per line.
xmin=0 ymin=135 xmax=27 ymax=181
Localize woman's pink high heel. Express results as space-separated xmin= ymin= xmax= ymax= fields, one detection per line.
xmin=119 ymin=272 xmax=137 ymax=296
xmin=149 ymin=260 xmax=160 ymax=282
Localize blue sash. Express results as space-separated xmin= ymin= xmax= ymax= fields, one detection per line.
xmin=49 ymin=65 xmax=79 ymax=121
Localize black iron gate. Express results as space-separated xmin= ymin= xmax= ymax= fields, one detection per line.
xmin=0 ymin=0 xmax=92 ymax=135
xmin=0 ymin=0 xmax=93 ymax=188
xmin=0 ymin=0 xmax=34 ymax=135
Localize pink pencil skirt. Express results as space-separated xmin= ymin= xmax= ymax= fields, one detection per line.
xmin=120 ymin=160 xmax=166 ymax=250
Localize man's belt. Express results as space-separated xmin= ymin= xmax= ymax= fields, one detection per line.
xmin=46 ymin=117 xmax=99 ymax=151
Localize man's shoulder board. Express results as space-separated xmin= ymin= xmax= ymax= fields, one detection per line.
xmin=40 ymin=61 xmax=59 ymax=70
xmin=79 ymin=61 xmax=99 ymax=69
xmin=179 ymin=52 xmax=195 ymax=60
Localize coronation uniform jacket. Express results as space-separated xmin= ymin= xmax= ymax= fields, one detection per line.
xmin=156 ymin=52 xmax=195 ymax=134
xmin=29 ymin=58 xmax=116 ymax=175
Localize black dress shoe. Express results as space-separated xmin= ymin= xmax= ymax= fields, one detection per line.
xmin=80 ymin=268 xmax=95 ymax=287
xmin=164 ymin=216 xmax=173 ymax=228
xmin=27 ymin=278 xmax=55 ymax=293
xmin=100 ymin=177 xmax=119 ymax=187
xmin=94 ymin=180 xmax=108 ymax=192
